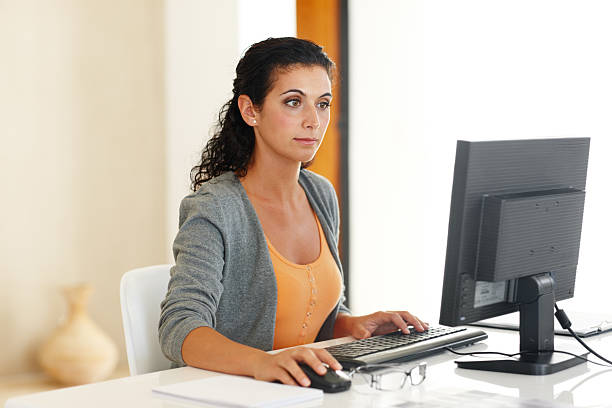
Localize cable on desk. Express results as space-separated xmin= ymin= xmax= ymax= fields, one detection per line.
xmin=444 ymin=305 xmax=612 ymax=369
xmin=444 ymin=347 xmax=612 ymax=368
xmin=444 ymin=348 xmax=518 ymax=359
xmin=555 ymin=303 xmax=612 ymax=366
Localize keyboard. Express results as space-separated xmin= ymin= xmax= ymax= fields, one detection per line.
xmin=325 ymin=326 xmax=488 ymax=369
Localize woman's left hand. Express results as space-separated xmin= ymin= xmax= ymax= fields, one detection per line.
xmin=335 ymin=311 xmax=429 ymax=339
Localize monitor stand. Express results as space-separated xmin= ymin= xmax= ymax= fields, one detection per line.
xmin=456 ymin=273 xmax=588 ymax=375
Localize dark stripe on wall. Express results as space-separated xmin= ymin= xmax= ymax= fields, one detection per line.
xmin=339 ymin=0 xmax=350 ymax=308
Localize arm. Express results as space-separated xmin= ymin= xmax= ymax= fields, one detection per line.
xmin=158 ymin=194 xmax=225 ymax=365
xmin=333 ymin=313 xmax=354 ymax=338
xmin=181 ymin=327 xmax=265 ymax=377
xmin=182 ymin=326 xmax=341 ymax=386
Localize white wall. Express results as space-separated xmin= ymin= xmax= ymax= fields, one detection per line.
xmin=349 ymin=1 xmax=427 ymax=316
xmin=238 ymin=0 xmax=296 ymax=56
xmin=349 ymin=0 xmax=612 ymax=320
xmin=0 ymin=0 xmax=165 ymax=375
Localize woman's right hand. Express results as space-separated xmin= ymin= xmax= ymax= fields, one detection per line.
xmin=253 ymin=347 xmax=342 ymax=386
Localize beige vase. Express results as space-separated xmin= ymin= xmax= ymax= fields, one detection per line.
xmin=38 ymin=284 xmax=118 ymax=385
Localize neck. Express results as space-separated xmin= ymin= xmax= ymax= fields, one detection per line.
xmin=240 ymin=156 xmax=303 ymax=203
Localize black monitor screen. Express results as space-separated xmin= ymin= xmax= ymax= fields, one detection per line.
xmin=439 ymin=138 xmax=590 ymax=327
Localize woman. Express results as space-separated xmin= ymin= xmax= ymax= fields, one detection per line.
xmin=159 ymin=37 xmax=428 ymax=387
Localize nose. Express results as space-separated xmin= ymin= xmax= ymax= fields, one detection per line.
xmin=302 ymin=105 xmax=320 ymax=130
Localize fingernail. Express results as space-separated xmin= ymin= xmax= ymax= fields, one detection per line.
xmin=302 ymin=378 xmax=311 ymax=387
xmin=318 ymin=365 xmax=327 ymax=374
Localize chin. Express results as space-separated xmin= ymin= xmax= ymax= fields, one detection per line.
xmin=298 ymin=153 xmax=317 ymax=164
xmin=287 ymin=150 xmax=318 ymax=164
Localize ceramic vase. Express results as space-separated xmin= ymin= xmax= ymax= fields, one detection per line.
xmin=38 ymin=284 xmax=118 ymax=385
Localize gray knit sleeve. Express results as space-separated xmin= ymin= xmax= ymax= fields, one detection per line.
xmin=158 ymin=193 xmax=225 ymax=365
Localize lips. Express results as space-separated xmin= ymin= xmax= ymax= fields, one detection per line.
xmin=294 ymin=138 xmax=318 ymax=145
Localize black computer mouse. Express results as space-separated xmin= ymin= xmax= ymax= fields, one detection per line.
xmin=298 ymin=363 xmax=351 ymax=393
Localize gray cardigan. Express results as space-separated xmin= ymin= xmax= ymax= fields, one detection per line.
xmin=158 ymin=170 xmax=350 ymax=366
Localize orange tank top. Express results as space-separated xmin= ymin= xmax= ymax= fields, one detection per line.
xmin=267 ymin=215 xmax=342 ymax=350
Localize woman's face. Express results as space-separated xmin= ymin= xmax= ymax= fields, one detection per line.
xmin=252 ymin=65 xmax=332 ymax=166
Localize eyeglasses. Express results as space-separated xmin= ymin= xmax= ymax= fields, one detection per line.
xmin=346 ymin=362 xmax=427 ymax=392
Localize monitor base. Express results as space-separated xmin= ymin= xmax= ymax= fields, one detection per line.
xmin=456 ymin=350 xmax=588 ymax=375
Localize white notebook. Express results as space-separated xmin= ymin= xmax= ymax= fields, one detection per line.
xmin=152 ymin=375 xmax=323 ymax=408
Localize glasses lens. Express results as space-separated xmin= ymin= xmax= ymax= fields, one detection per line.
xmin=376 ymin=371 xmax=406 ymax=391
xmin=409 ymin=363 xmax=426 ymax=385
xmin=351 ymin=373 xmax=376 ymax=394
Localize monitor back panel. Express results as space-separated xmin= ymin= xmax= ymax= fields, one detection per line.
xmin=440 ymin=138 xmax=590 ymax=326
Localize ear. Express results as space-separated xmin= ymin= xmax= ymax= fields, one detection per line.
xmin=237 ymin=95 xmax=258 ymax=127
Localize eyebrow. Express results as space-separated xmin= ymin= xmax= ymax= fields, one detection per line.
xmin=280 ymin=89 xmax=332 ymax=98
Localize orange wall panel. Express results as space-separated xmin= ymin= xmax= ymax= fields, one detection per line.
xmin=297 ymin=0 xmax=342 ymax=199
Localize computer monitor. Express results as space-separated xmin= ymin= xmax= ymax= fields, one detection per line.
xmin=439 ymin=138 xmax=590 ymax=375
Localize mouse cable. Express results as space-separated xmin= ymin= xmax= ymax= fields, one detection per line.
xmin=554 ymin=303 xmax=612 ymax=366
xmin=444 ymin=347 xmax=612 ymax=368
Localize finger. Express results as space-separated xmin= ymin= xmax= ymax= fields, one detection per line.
xmin=314 ymin=348 xmax=343 ymax=371
xmin=283 ymin=358 xmax=312 ymax=387
xmin=388 ymin=312 xmax=411 ymax=334
xmin=296 ymin=348 xmax=327 ymax=376
xmin=396 ymin=311 xmax=426 ymax=331
xmin=414 ymin=316 xmax=429 ymax=331
xmin=276 ymin=369 xmax=299 ymax=386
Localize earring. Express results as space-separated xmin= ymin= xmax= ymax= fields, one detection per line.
xmin=253 ymin=119 xmax=257 ymax=124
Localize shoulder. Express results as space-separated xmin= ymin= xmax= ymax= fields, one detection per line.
xmin=178 ymin=172 xmax=246 ymax=224
xmin=299 ymin=169 xmax=337 ymax=202
xmin=193 ymin=171 xmax=243 ymax=201
xmin=299 ymin=169 xmax=339 ymax=227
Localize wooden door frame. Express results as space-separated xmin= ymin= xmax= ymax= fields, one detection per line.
xmin=297 ymin=0 xmax=350 ymax=307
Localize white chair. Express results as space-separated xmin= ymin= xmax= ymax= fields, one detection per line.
xmin=120 ymin=264 xmax=173 ymax=375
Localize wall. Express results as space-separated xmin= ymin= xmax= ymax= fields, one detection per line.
xmin=349 ymin=0 xmax=612 ymax=319
xmin=238 ymin=0 xmax=296 ymax=56
xmin=0 ymin=0 xmax=296 ymax=377
xmin=0 ymin=0 xmax=165 ymax=375
xmin=348 ymin=0 xmax=426 ymax=316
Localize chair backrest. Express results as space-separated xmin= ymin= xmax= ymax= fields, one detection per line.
xmin=120 ymin=264 xmax=172 ymax=376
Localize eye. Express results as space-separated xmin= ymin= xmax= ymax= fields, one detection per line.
xmin=317 ymin=101 xmax=331 ymax=110
xmin=285 ymin=98 xmax=300 ymax=107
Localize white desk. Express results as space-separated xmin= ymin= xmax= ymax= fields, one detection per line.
xmin=6 ymin=328 xmax=612 ymax=408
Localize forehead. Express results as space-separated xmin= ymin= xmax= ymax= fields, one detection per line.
xmin=269 ymin=65 xmax=331 ymax=95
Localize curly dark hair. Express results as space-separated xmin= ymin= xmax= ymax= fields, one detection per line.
xmin=190 ymin=37 xmax=335 ymax=191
